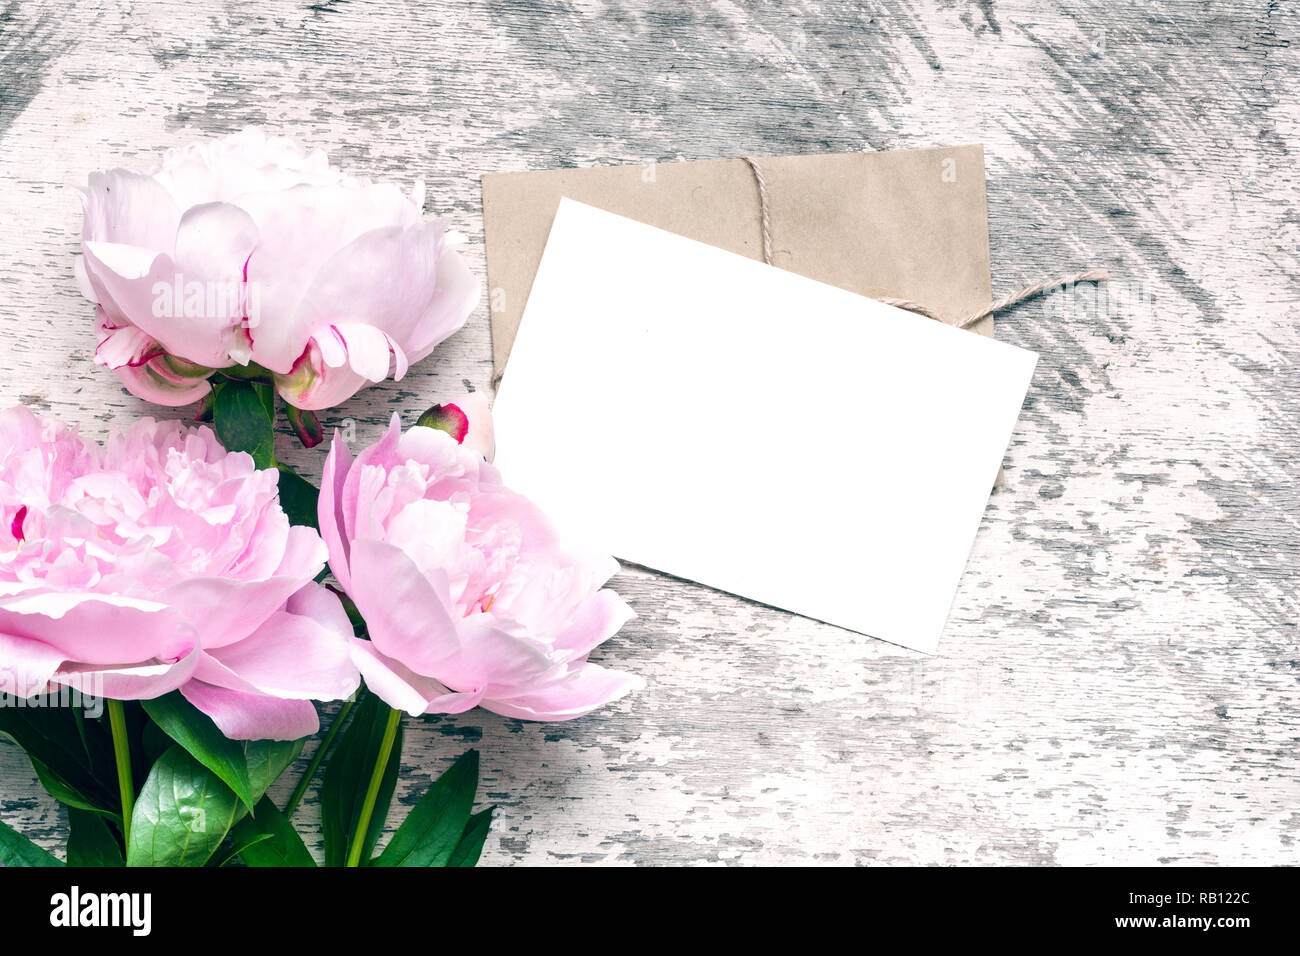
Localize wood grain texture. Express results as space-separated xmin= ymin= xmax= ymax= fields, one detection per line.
xmin=1 ymin=0 xmax=1296 ymax=866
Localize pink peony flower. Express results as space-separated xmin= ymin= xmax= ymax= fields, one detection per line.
xmin=319 ymin=400 xmax=642 ymax=721
xmin=0 ymin=406 xmax=359 ymax=739
xmin=77 ymin=128 xmax=480 ymax=410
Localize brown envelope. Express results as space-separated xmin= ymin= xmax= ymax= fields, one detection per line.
xmin=481 ymin=144 xmax=993 ymax=381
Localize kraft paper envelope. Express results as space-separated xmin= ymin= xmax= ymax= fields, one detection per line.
xmin=481 ymin=144 xmax=993 ymax=380
xmin=491 ymin=201 xmax=1037 ymax=655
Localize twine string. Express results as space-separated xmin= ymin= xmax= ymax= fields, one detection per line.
xmin=745 ymin=152 xmax=775 ymax=267
xmin=740 ymin=154 xmax=1108 ymax=329
xmin=493 ymin=155 xmax=1107 ymax=392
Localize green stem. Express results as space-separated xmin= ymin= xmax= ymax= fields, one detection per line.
xmin=345 ymin=706 xmax=402 ymax=868
xmin=284 ymin=697 xmax=356 ymax=818
xmin=106 ymin=699 xmax=134 ymax=845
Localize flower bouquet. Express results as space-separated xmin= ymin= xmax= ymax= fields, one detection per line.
xmin=0 ymin=131 xmax=641 ymax=868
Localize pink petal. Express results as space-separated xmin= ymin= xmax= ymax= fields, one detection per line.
xmin=191 ymin=651 xmax=262 ymax=695
xmin=431 ymin=615 xmax=554 ymax=693
xmin=172 ymin=201 xmax=259 ymax=290
xmin=314 ymin=325 xmax=347 ymax=368
xmin=346 ymin=537 xmax=461 ymax=675
xmin=83 ymin=227 xmax=243 ymax=371
xmin=113 ymin=364 xmax=212 ymax=407
xmin=333 ymin=321 xmax=393 ymax=382
xmin=0 ymin=591 xmax=191 ymax=666
xmin=156 ymin=527 xmax=326 ymax=651
xmin=0 ymin=632 xmax=68 ymax=697
xmin=350 ymin=638 xmax=482 ymax=717
xmin=340 ymin=414 xmax=403 ymax=543
xmin=388 ymin=335 xmax=410 ymax=381
xmin=180 ymin=681 xmax=320 ymax=741
xmin=92 ymin=304 xmax=212 ymax=406
xmin=55 ymin=643 xmax=201 ymax=701
xmin=94 ymin=321 xmax=158 ymax=371
xmin=241 ymin=184 xmax=422 ymax=374
xmin=9 ymin=505 xmax=27 ymax=543
xmin=272 ymin=342 xmax=369 ymax=411
xmin=318 ymin=434 xmax=354 ymax=592
xmin=73 ymin=255 xmax=97 ymax=300
xmin=274 ymin=524 xmax=331 ymax=580
xmin=203 ymin=589 xmax=358 ymax=701
xmin=291 ymin=222 xmax=461 ymax=363
xmin=406 ymin=241 xmax=481 ymax=363
xmin=285 ymin=580 xmax=354 ymax=636
xmin=80 ymin=168 xmax=181 ymax=251
xmin=483 ymin=662 xmax=645 ymax=721
xmin=80 ymin=240 xmax=173 ymax=323
xmin=552 ymin=589 xmax=635 ymax=661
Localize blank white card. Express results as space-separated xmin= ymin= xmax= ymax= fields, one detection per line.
xmin=492 ymin=200 xmax=1038 ymax=653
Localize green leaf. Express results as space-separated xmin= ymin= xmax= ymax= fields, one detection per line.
xmin=0 ymin=816 xmax=63 ymax=867
xmin=321 ymin=691 xmax=403 ymax=867
xmin=229 ymin=796 xmax=316 ymax=867
xmin=253 ymin=381 xmax=276 ymax=421
xmin=276 ymin=465 xmax=321 ymax=532
xmin=213 ymin=379 xmax=276 ymax=468
xmin=216 ymin=362 xmax=273 ymax=384
xmin=71 ymin=708 xmax=92 ymax=760
xmin=142 ymin=693 xmax=256 ymax=812
xmin=194 ymin=388 xmax=217 ymax=422
xmin=244 ymin=738 xmax=304 ymax=803
xmin=448 ymin=807 xmax=493 ymax=867
xmin=213 ymin=832 xmax=273 ymax=868
xmin=374 ymin=750 xmax=479 ymax=867
xmin=0 ymin=706 xmax=118 ymax=818
xmin=126 ymin=746 xmax=241 ymax=867
xmin=67 ymin=809 xmax=124 ymax=867
xmin=140 ymin=718 xmax=173 ymax=764
xmin=27 ymin=755 xmax=117 ymax=818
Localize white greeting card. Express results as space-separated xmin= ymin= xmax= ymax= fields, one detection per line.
xmin=491 ymin=199 xmax=1038 ymax=653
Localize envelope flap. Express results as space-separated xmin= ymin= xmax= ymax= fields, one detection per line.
xmin=481 ymin=145 xmax=992 ymax=378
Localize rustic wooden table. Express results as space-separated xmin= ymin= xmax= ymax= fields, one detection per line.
xmin=1 ymin=0 xmax=1296 ymax=866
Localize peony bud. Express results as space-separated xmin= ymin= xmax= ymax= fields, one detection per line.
xmin=416 ymin=391 xmax=494 ymax=461
xmin=287 ymin=405 xmax=324 ymax=448
xmin=416 ymin=401 xmax=468 ymax=442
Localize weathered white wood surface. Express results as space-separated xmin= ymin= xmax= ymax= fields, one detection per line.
xmin=1 ymin=0 xmax=1297 ymax=865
